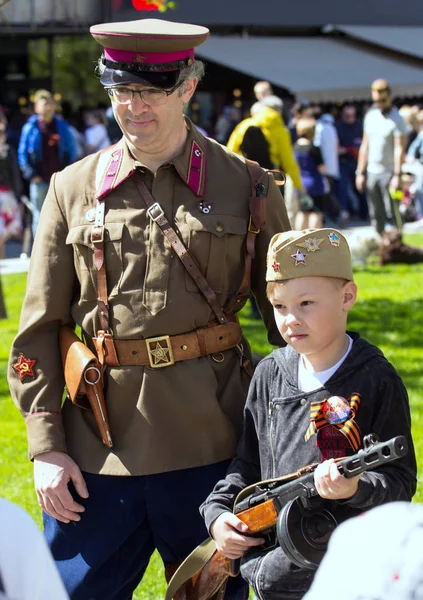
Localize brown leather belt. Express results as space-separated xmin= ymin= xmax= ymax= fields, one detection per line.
xmin=95 ymin=321 xmax=243 ymax=368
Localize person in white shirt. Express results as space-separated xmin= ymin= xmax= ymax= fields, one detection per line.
xmin=356 ymin=79 xmax=408 ymax=234
xmin=84 ymin=109 xmax=111 ymax=154
xmin=0 ymin=498 xmax=69 ymax=600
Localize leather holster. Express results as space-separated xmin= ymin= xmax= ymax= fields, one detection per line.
xmin=59 ymin=325 xmax=113 ymax=448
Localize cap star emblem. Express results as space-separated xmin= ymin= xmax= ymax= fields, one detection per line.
xmin=13 ymin=354 xmax=36 ymax=381
xmin=297 ymin=237 xmax=324 ymax=252
xmin=328 ymin=232 xmax=341 ymax=247
xmin=291 ymin=249 xmax=307 ymax=266
xmin=149 ymin=341 xmax=171 ymax=366
xmin=272 ymin=261 xmax=280 ymax=272
xmin=132 ymin=54 xmax=145 ymax=63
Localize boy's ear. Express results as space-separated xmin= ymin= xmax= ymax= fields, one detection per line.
xmin=343 ymin=281 xmax=357 ymax=311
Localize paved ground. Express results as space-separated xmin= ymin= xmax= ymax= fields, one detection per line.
xmin=1 ymin=217 xmax=423 ymax=276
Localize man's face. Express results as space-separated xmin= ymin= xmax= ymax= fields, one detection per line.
xmin=35 ymin=98 xmax=55 ymax=120
xmin=372 ymin=89 xmax=392 ymax=111
xmin=268 ymin=276 xmax=356 ymax=369
xmin=110 ymin=79 xmax=197 ymax=155
xmin=342 ymin=107 xmax=356 ymax=123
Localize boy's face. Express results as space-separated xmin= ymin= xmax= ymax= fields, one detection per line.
xmin=269 ymin=276 xmax=357 ymax=368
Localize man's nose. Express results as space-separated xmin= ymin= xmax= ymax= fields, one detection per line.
xmin=130 ymin=93 xmax=149 ymax=111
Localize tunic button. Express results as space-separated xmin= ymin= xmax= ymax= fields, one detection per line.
xmin=216 ymin=224 xmax=223 ymax=233
xmin=275 ymin=405 xmax=281 ymax=411
xmin=300 ymin=398 xmax=307 ymax=406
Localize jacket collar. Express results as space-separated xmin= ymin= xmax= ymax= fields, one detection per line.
xmin=96 ymin=118 xmax=208 ymax=200
xmin=172 ymin=118 xmax=207 ymax=196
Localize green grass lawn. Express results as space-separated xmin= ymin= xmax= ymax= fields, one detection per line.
xmin=1 ymin=233 xmax=422 ymax=599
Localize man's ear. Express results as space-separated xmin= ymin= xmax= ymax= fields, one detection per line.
xmin=343 ymin=281 xmax=357 ymax=312
xmin=181 ymin=78 xmax=198 ymax=103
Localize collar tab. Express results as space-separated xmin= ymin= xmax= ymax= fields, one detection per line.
xmin=187 ymin=140 xmax=205 ymax=196
xmin=96 ymin=148 xmax=123 ymax=200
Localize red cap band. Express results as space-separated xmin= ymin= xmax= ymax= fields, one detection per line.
xmin=104 ymin=47 xmax=194 ymax=65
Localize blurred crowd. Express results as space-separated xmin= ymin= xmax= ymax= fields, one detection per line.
xmin=214 ymin=80 xmax=423 ymax=236
xmin=0 ymin=90 xmax=118 ymax=259
xmin=1 ymin=79 xmax=423 ymax=262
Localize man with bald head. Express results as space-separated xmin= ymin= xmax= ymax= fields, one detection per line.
xmin=355 ymin=79 xmax=408 ymax=234
xmin=254 ymin=80 xmax=284 ymax=115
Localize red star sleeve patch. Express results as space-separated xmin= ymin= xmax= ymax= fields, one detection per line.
xmin=13 ymin=354 xmax=37 ymax=381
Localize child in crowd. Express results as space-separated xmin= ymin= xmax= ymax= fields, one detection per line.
xmin=293 ymin=118 xmax=327 ymax=230
xmin=391 ymin=171 xmax=419 ymax=224
xmin=200 ymin=228 xmax=417 ymax=600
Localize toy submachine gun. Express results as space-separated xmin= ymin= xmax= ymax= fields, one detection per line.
xmin=165 ymin=434 xmax=408 ymax=600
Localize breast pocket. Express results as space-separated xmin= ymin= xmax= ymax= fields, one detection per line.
xmin=66 ymin=222 xmax=124 ymax=301
xmin=184 ymin=214 xmax=247 ymax=295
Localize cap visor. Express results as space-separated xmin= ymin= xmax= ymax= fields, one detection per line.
xmin=100 ymin=67 xmax=180 ymax=89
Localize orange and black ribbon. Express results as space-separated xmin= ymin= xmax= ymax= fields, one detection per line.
xmin=305 ymin=393 xmax=362 ymax=451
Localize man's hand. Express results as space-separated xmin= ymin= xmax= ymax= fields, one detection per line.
xmin=34 ymin=451 xmax=89 ymax=523
xmin=355 ymin=173 xmax=366 ymax=193
xmin=314 ymin=459 xmax=362 ymax=501
xmin=390 ymin=174 xmax=400 ymax=191
xmin=210 ymin=511 xmax=265 ymax=560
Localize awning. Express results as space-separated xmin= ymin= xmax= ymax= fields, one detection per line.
xmin=197 ymin=36 xmax=423 ymax=102
xmin=338 ymin=26 xmax=423 ymax=61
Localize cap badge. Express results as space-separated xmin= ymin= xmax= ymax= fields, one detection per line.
xmin=85 ymin=208 xmax=96 ymax=222
xmin=13 ymin=354 xmax=37 ymax=381
xmin=297 ymin=237 xmax=324 ymax=253
xmin=291 ymin=249 xmax=307 ymax=266
xmin=132 ymin=54 xmax=145 ymax=63
xmin=198 ymin=201 xmax=212 ymax=214
xmin=272 ymin=261 xmax=280 ymax=272
xmin=328 ymin=231 xmax=341 ymax=247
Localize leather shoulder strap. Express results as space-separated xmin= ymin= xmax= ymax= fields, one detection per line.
xmin=92 ymin=147 xmax=124 ymax=332
xmin=134 ymin=173 xmax=230 ymax=325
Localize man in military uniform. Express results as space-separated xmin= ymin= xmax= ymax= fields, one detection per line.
xmin=8 ymin=17 xmax=290 ymax=600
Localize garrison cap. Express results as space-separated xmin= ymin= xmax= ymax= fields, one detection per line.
xmin=90 ymin=18 xmax=209 ymax=89
xmin=266 ymin=228 xmax=354 ymax=282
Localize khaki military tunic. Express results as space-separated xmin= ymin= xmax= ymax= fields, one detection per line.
xmin=8 ymin=121 xmax=290 ymax=475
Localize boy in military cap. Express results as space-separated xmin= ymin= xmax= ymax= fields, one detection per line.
xmin=201 ymin=228 xmax=416 ymax=599
xmin=8 ymin=16 xmax=290 ymax=600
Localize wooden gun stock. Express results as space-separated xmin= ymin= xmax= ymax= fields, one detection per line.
xmin=175 ymin=552 xmax=232 ymax=600
xmin=165 ymin=499 xmax=287 ymax=600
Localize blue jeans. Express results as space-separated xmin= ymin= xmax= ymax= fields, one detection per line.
xmin=43 ymin=462 xmax=248 ymax=600
xmin=29 ymin=180 xmax=49 ymax=240
xmin=338 ymin=161 xmax=369 ymax=219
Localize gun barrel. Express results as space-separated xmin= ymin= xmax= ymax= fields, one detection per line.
xmin=337 ymin=435 xmax=407 ymax=478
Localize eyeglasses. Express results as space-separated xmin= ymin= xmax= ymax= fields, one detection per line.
xmin=106 ymin=81 xmax=184 ymax=106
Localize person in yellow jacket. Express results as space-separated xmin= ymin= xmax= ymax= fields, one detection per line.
xmin=227 ymin=103 xmax=304 ymax=193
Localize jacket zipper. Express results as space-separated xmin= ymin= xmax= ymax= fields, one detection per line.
xmin=268 ymin=401 xmax=276 ymax=478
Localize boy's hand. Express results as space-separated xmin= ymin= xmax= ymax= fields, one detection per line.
xmin=314 ymin=459 xmax=362 ymax=500
xmin=210 ymin=512 xmax=265 ymax=559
